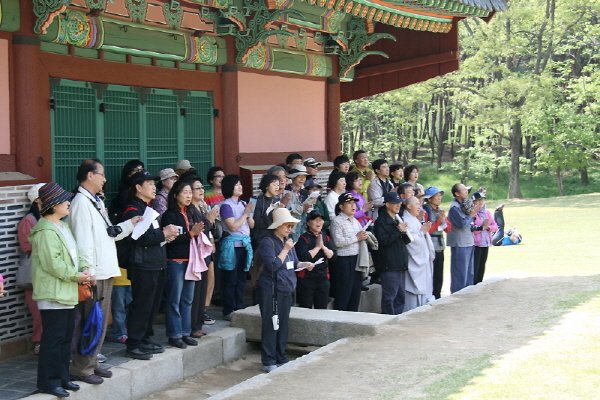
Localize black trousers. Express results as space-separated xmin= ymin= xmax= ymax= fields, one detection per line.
xmin=432 ymin=251 xmax=445 ymax=299
xmin=126 ymin=268 xmax=166 ymax=351
xmin=38 ymin=308 xmax=76 ymax=390
xmin=473 ymin=246 xmax=489 ymax=284
xmin=332 ymin=256 xmax=362 ymax=312
xmin=191 ymin=270 xmax=208 ymax=332
xmin=296 ymin=277 xmax=330 ymax=309
xmin=258 ymin=286 xmax=292 ymax=366
xmin=492 ymin=209 xmax=505 ymax=245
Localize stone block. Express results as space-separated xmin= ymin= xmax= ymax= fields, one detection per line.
xmin=118 ymin=348 xmax=183 ymax=399
xmin=182 ymin=335 xmax=223 ymax=379
xmin=358 ymin=283 xmax=382 ymax=313
xmin=210 ymin=327 xmax=247 ymax=363
xmin=233 ymin=305 xmax=399 ymax=346
xmin=68 ymin=365 xmax=132 ymax=400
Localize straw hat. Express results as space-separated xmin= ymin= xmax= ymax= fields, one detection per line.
xmin=268 ymin=208 xmax=301 ymax=229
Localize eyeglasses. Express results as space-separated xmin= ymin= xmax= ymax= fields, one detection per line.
xmin=192 ymin=187 xmax=204 ymax=191
xmin=93 ymin=172 xmax=105 ymax=177
xmin=133 ymin=167 xmax=144 ymax=172
xmin=214 ymin=175 xmax=225 ymax=179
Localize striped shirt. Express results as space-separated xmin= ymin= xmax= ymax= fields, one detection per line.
xmin=330 ymin=213 xmax=361 ymax=257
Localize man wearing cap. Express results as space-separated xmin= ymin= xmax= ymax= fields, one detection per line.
xmin=285 ymin=165 xmax=311 ymax=242
xmin=472 ymin=191 xmax=498 ymax=284
xmin=447 ymin=183 xmax=481 ymax=293
xmin=367 ymin=159 xmax=394 ymax=220
xmin=303 ymin=158 xmax=321 ymax=188
xmin=174 ymin=160 xmax=194 ymax=176
xmin=295 ymin=210 xmax=337 ymax=309
xmin=121 ymin=170 xmax=179 ymax=359
xmin=330 ymin=193 xmax=366 ymax=311
xmin=68 ymin=159 xmax=142 ymax=383
xmin=373 ymin=192 xmax=411 ymax=315
xmin=403 ymin=196 xmax=435 ymax=311
xmin=422 ymin=186 xmax=452 ymax=299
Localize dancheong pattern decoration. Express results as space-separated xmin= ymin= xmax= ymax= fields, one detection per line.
xmin=30 ymin=0 xmax=506 ymax=79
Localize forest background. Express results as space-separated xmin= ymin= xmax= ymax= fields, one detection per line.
xmin=341 ymin=0 xmax=600 ymax=200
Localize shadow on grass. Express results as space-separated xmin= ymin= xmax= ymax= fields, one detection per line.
xmin=378 ymin=274 xmax=600 ymax=400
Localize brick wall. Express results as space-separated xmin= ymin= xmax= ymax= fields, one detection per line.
xmin=0 ymin=185 xmax=34 ymax=347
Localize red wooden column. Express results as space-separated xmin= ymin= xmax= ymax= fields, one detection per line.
xmin=326 ymin=57 xmax=341 ymax=161
xmin=12 ymin=0 xmax=51 ymax=182
xmin=220 ymin=35 xmax=240 ymax=175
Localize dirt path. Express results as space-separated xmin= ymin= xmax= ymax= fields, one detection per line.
xmin=209 ymin=274 xmax=600 ymax=400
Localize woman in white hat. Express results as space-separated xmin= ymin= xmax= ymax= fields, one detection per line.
xmin=16 ymin=183 xmax=45 ymax=355
xmin=151 ymin=168 xmax=179 ymax=219
xmin=256 ymin=208 xmax=314 ymax=373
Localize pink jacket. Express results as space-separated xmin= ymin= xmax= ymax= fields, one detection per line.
xmin=473 ymin=209 xmax=498 ymax=247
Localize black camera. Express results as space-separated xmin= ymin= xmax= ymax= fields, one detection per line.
xmin=107 ymin=225 xmax=123 ymax=238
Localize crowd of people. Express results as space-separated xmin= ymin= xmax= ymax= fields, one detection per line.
xmin=4 ymin=151 xmax=524 ymax=396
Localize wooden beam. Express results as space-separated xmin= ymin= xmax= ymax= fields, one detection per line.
xmin=354 ymin=51 xmax=458 ymax=79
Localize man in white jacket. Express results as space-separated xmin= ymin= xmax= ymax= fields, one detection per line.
xmin=69 ymin=159 xmax=140 ymax=384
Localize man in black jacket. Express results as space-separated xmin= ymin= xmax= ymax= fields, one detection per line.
xmin=373 ymin=192 xmax=411 ymax=315
xmin=122 ymin=171 xmax=179 ymax=359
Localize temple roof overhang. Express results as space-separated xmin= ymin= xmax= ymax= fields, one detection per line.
xmin=0 ymin=0 xmax=504 ymax=81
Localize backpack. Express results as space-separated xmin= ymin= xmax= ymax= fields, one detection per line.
xmin=78 ymin=296 xmax=104 ymax=356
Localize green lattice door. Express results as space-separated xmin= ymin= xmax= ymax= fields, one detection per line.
xmin=51 ymin=80 xmax=214 ymax=205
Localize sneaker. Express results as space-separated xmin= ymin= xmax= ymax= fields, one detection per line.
xmin=97 ymin=353 xmax=107 ymax=363
xmin=139 ymin=342 xmax=165 ymax=354
xmin=125 ymin=348 xmax=153 ymax=360
xmin=223 ymin=313 xmax=233 ymax=322
xmin=261 ymin=365 xmax=277 ymax=373
xmin=204 ymin=314 xmax=215 ymax=325
xmin=116 ymin=335 xmax=127 ymax=344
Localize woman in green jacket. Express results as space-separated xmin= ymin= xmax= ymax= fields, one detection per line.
xmin=30 ymin=183 xmax=91 ymax=398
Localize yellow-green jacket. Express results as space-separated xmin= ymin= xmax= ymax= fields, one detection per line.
xmin=29 ymin=218 xmax=89 ymax=306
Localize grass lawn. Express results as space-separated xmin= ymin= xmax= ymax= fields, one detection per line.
xmin=432 ymin=193 xmax=600 ymax=400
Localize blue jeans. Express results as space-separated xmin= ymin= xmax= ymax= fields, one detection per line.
xmin=111 ymin=285 xmax=132 ymax=339
xmin=165 ymin=261 xmax=195 ymax=339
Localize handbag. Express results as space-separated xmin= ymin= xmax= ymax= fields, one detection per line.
xmin=78 ymin=282 xmax=92 ymax=302
xmin=15 ymin=250 xmax=33 ymax=289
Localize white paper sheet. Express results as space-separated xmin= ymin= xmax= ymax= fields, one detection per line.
xmin=295 ymin=258 xmax=324 ymax=271
xmin=132 ymin=207 xmax=160 ymax=240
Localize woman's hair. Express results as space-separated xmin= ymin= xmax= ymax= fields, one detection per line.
xmin=334 ymin=155 xmax=350 ymax=169
xmin=259 ymin=174 xmax=280 ymax=194
xmin=119 ymin=160 xmax=144 ymax=189
xmin=268 ymin=165 xmax=287 ymax=176
xmin=345 ymin=172 xmax=361 ymax=192
xmin=328 ymin=171 xmax=346 ymax=191
xmin=179 ymin=170 xmax=202 ymax=186
xmin=167 ymin=179 xmax=192 ymax=211
xmin=206 ymin=166 xmax=224 ymax=185
xmin=403 ymin=164 xmax=418 ymax=182
xmin=41 ymin=207 xmax=55 ymax=216
xmin=28 ymin=202 xmax=41 ymax=220
xmin=222 ymin=175 xmax=241 ymax=198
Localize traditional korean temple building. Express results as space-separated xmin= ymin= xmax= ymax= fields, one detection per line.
xmin=0 ymin=0 xmax=505 ymax=354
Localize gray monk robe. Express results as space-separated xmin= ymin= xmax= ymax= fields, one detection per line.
xmin=403 ymin=210 xmax=435 ymax=312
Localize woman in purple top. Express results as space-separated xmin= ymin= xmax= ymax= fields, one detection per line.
xmin=345 ymin=172 xmax=374 ymax=227
xmin=219 ymin=175 xmax=254 ymax=320
xmin=472 ymin=192 xmax=498 ymax=284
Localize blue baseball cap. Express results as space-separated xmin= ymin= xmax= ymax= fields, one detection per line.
xmin=384 ymin=192 xmax=404 ymax=204
xmin=424 ymin=186 xmax=444 ymax=199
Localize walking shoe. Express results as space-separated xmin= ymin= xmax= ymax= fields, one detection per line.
xmin=181 ymin=336 xmax=198 ymax=346
xmin=125 ymin=348 xmax=153 ymax=360
xmin=191 ymin=330 xmax=207 ymax=338
xmin=70 ymin=374 xmax=104 ymax=385
xmin=139 ymin=342 xmax=165 ymax=354
xmin=116 ymin=335 xmax=128 ymax=344
xmin=33 ymin=342 xmax=40 ymax=356
xmin=223 ymin=313 xmax=233 ymax=322
xmin=204 ymin=314 xmax=215 ymax=325
xmin=40 ymin=387 xmax=70 ymax=397
xmin=62 ymin=382 xmax=80 ymax=391
xmin=94 ymin=368 xmax=113 ymax=378
xmin=168 ymin=338 xmax=187 ymax=349
xmin=261 ymin=365 xmax=277 ymax=373
xmin=97 ymin=353 xmax=107 ymax=363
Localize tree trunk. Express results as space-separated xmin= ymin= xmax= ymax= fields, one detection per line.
xmin=556 ymin=167 xmax=564 ymax=196
xmin=508 ymin=119 xmax=523 ymax=198
xmin=580 ymin=167 xmax=589 ymax=185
